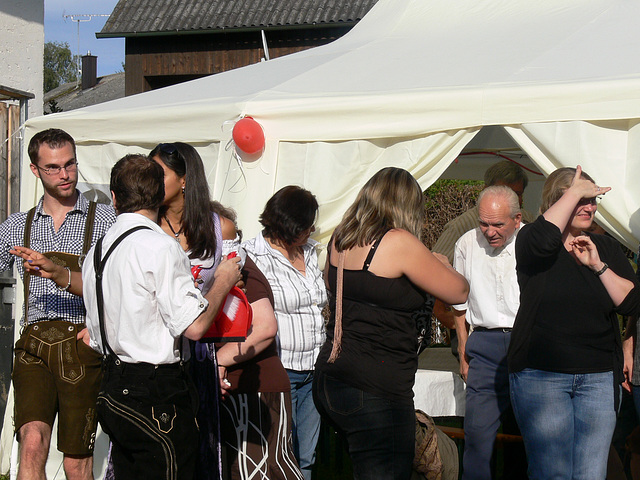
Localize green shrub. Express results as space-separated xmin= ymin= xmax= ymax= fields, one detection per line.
xmin=422 ymin=179 xmax=483 ymax=249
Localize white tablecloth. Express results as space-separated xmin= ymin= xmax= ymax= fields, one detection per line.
xmin=413 ymin=369 xmax=466 ymax=417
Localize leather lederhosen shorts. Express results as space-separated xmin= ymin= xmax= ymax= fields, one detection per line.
xmin=13 ymin=320 xmax=102 ymax=455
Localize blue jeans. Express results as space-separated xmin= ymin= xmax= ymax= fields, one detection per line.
xmin=510 ymin=369 xmax=617 ymax=480
xmin=313 ymin=371 xmax=415 ymax=480
xmin=287 ymin=369 xmax=321 ymax=480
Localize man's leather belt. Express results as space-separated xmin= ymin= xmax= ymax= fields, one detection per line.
xmin=473 ymin=326 xmax=512 ymax=333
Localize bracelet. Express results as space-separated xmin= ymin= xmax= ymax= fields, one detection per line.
xmin=594 ymin=263 xmax=609 ymax=276
xmin=56 ymin=267 xmax=71 ymax=291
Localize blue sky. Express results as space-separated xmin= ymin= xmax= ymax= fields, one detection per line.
xmin=45 ymin=0 xmax=124 ymax=76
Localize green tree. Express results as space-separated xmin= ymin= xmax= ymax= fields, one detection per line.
xmin=46 ymin=99 xmax=63 ymax=115
xmin=44 ymin=41 xmax=78 ymax=92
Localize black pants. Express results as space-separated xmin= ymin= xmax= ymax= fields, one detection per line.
xmin=313 ymin=372 xmax=415 ymax=480
xmin=97 ymin=358 xmax=199 ymax=480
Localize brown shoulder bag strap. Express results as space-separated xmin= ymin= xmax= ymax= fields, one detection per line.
xmin=327 ymin=249 xmax=345 ymax=364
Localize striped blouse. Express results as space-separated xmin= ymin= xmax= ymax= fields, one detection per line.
xmin=243 ymin=232 xmax=327 ymax=371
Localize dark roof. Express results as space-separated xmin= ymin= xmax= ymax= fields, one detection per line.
xmin=98 ymin=0 xmax=379 ymax=37
xmin=44 ymin=73 xmax=125 ymax=114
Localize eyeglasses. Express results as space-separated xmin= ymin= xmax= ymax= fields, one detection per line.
xmin=36 ymin=160 xmax=78 ymax=176
xmin=158 ymin=143 xmax=178 ymax=155
xmin=577 ymin=197 xmax=599 ymax=206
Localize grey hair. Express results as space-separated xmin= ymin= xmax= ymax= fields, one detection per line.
xmin=477 ymin=185 xmax=520 ymax=218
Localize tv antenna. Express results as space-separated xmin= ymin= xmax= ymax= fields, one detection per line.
xmin=63 ymin=13 xmax=110 ymax=86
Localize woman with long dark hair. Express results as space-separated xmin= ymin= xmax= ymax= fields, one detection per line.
xmin=150 ymin=142 xmax=237 ymax=265
xmin=150 ymin=142 xmax=238 ymax=480
xmin=151 ymin=143 xmax=302 ymax=480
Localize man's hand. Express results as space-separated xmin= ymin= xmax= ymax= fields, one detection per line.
xmin=11 ymin=245 xmax=83 ymax=295
xmin=11 ymin=246 xmax=61 ymax=280
xmin=453 ymin=309 xmax=470 ymax=381
xmin=214 ymin=256 xmax=242 ymax=292
xmin=77 ymin=327 xmax=91 ymax=346
xmin=218 ymin=365 xmax=231 ymax=400
xmin=458 ymin=347 xmax=470 ymax=382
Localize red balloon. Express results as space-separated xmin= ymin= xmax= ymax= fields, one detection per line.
xmin=232 ymin=117 xmax=265 ymax=154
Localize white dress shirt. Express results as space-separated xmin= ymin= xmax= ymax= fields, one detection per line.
xmin=452 ymin=227 xmax=520 ymax=329
xmin=83 ymin=213 xmax=208 ymax=364
xmin=243 ymin=232 xmax=327 ymax=371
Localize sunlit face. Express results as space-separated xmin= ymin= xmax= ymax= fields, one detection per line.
xmin=29 ymin=142 xmax=78 ymax=201
xmin=478 ymin=196 xmax=521 ymax=249
xmin=569 ymin=194 xmax=597 ymax=232
xmin=152 ymin=155 xmax=185 ymax=207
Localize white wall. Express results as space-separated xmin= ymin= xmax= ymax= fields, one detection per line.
xmin=0 ymin=0 xmax=44 ymax=118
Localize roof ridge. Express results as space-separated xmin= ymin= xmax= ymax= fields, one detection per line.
xmin=100 ymin=0 xmax=379 ymax=36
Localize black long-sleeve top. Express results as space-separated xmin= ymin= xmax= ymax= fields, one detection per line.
xmin=508 ymin=216 xmax=640 ymax=393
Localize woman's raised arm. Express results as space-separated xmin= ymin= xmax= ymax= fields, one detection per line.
xmin=389 ymin=230 xmax=469 ymax=305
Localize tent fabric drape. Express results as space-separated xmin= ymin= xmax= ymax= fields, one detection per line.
xmin=506 ymin=121 xmax=640 ymax=249
xmin=274 ymin=129 xmax=480 ymax=246
xmin=20 ymin=0 xmax=640 ymax=244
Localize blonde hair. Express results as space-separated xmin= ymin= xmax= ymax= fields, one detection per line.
xmin=333 ymin=167 xmax=425 ymax=251
xmin=540 ymin=167 xmax=595 ymax=214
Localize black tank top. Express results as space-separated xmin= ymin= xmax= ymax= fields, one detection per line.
xmin=315 ymin=234 xmax=428 ymax=403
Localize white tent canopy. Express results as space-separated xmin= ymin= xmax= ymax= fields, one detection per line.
xmin=6 ymin=0 xmax=640 ymax=474
xmin=21 ymin=0 xmax=640 ymax=249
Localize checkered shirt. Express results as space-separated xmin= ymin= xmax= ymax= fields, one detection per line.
xmin=0 ymin=192 xmax=116 ymax=325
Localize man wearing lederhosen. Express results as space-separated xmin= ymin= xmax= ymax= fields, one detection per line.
xmin=0 ymin=128 xmax=116 ymax=479
xmin=82 ymin=154 xmax=240 ymax=479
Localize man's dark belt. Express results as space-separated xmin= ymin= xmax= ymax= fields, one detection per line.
xmin=473 ymin=326 xmax=512 ymax=333
xmin=103 ymin=356 xmax=185 ymax=376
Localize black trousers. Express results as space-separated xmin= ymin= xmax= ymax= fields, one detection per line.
xmin=97 ymin=357 xmax=199 ymax=480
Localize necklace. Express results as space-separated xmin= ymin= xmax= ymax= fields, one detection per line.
xmin=164 ymin=215 xmax=183 ymax=242
xmin=267 ymin=237 xmax=305 ymax=274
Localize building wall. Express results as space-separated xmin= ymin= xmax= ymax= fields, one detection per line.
xmin=124 ymin=26 xmax=351 ymax=95
xmin=0 ymin=0 xmax=44 ymax=119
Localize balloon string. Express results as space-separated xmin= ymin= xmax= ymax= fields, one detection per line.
xmin=221 ymin=116 xmax=243 ymax=133
xmin=259 ymin=156 xmax=270 ymax=176
xmin=219 ymin=137 xmax=248 ymax=194
xmin=227 ymin=148 xmax=248 ymax=193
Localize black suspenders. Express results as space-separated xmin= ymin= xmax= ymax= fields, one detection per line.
xmin=22 ymin=201 xmax=97 ymax=322
xmin=93 ymin=226 xmax=151 ymax=362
